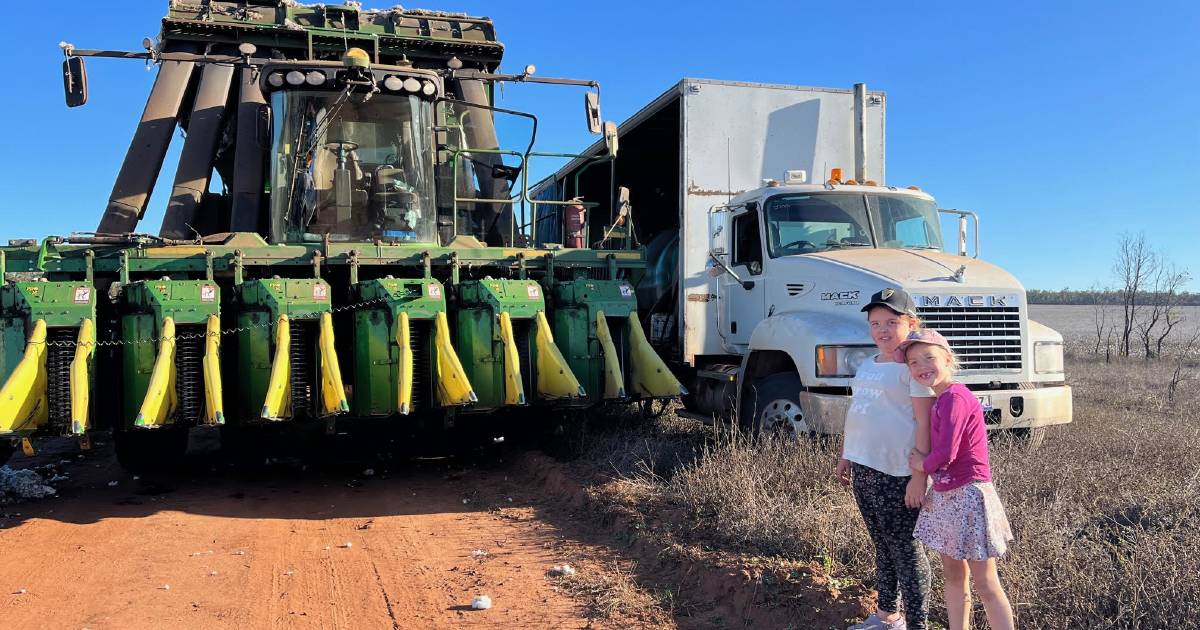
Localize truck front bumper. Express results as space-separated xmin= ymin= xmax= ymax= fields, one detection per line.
xmin=801 ymin=384 xmax=1073 ymax=434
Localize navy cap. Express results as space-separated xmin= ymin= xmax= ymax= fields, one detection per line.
xmin=861 ymin=287 xmax=917 ymax=318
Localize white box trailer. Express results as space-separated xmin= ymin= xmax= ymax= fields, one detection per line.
xmin=532 ymin=78 xmax=1072 ymax=440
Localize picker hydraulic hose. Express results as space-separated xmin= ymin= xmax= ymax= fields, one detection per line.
xmin=627 ymin=313 xmax=687 ymax=398
xmin=135 ymin=317 xmax=179 ymax=427
xmin=0 ymin=319 xmax=49 ymax=433
xmin=594 ymin=311 xmax=627 ymax=400
xmin=533 ymin=311 xmax=585 ymax=400
xmin=69 ymin=318 xmax=95 ymax=434
xmin=261 ymin=315 xmax=291 ymax=420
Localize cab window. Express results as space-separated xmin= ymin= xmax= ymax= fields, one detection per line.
xmin=731 ymin=211 xmax=763 ymax=274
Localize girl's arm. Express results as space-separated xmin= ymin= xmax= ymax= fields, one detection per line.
xmin=922 ymin=392 xmax=971 ymax=474
xmin=905 ymin=396 xmax=935 ymax=507
xmin=912 ymin=396 xmax=934 ymax=461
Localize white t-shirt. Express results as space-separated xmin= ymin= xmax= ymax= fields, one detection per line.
xmin=842 ymin=356 xmax=935 ymax=477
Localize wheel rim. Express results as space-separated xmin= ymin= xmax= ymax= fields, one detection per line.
xmin=760 ymin=398 xmax=808 ymax=434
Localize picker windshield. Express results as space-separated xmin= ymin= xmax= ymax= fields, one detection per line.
xmin=270 ymin=91 xmax=436 ymax=243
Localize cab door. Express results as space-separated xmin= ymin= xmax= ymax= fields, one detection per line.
xmin=722 ymin=208 xmax=767 ymax=348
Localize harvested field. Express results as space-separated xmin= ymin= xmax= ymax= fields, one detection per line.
xmin=567 ymin=351 xmax=1200 ymax=628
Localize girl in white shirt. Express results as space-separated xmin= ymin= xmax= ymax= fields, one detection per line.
xmin=838 ymin=288 xmax=936 ymax=630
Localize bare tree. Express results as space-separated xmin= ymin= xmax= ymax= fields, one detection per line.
xmin=1167 ymin=326 xmax=1200 ymax=404
xmin=1114 ymin=233 xmax=1158 ymax=357
xmin=1136 ymin=263 xmax=1190 ymax=359
xmin=1155 ymin=267 xmax=1191 ymax=357
xmin=1090 ymin=284 xmax=1110 ymax=355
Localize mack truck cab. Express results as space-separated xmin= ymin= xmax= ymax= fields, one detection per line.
xmin=707 ymin=179 xmax=1072 ymax=439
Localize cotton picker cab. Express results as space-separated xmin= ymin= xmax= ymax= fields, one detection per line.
xmin=0 ymin=2 xmax=682 ymax=470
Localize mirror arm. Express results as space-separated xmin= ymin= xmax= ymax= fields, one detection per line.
xmin=708 ymin=252 xmax=747 ymax=285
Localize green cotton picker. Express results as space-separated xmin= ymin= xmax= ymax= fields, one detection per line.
xmin=0 ymin=2 xmax=683 ymax=470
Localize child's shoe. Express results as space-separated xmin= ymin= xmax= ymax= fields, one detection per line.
xmin=848 ymin=613 xmax=907 ymax=630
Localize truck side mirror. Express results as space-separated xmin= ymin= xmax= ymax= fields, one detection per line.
xmin=708 ymin=206 xmax=729 ymax=255
xmin=585 ymin=92 xmax=602 ymax=134
xmin=603 ymin=121 xmax=619 ymax=158
xmin=63 ymin=56 xmax=88 ymax=108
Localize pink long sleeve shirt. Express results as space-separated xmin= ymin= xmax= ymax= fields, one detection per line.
xmin=922 ymin=383 xmax=993 ymax=492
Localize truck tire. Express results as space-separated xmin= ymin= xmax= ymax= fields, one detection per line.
xmin=739 ymin=372 xmax=809 ymax=436
xmin=0 ymin=440 xmax=14 ymax=466
xmin=114 ymin=427 xmax=189 ymax=473
xmin=1011 ymin=426 xmax=1046 ymax=451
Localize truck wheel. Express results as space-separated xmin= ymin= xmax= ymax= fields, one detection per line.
xmin=0 ymin=440 xmax=14 ymax=466
xmin=114 ymin=428 xmax=190 ymax=473
xmin=740 ymin=372 xmax=809 ymax=436
xmin=1011 ymin=427 xmax=1046 ymax=451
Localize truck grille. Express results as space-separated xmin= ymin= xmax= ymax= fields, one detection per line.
xmin=917 ymin=306 xmax=1022 ymax=371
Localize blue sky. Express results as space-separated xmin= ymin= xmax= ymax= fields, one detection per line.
xmin=0 ymin=1 xmax=1196 ymax=290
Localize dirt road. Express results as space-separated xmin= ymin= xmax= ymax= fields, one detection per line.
xmin=0 ymin=432 xmax=611 ymax=630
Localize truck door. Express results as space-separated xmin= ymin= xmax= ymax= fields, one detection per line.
xmin=723 ymin=209 xmax=767 ymax=347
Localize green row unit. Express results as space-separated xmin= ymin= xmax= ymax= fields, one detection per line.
xmin=549 ymin=279 xmax=639 ymax=404
xmin=119 ymin=279 xmax=221 ymax=429
xmin=228 ymin=278 xmax=334 ymax=423
xmin=455 ymin=278 xmax=545 ymax=410
xmin=350 ymin=277 xmax=447 ymax=417
xmin=0 ymin=280 xmax=97 ymax=436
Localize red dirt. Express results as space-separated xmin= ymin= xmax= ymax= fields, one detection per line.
xmin=0 ymin=434 xmax=604 ymax=630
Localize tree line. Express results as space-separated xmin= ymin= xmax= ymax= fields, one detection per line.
xmin=1028 ymin=289 xmax=1200 ymax=306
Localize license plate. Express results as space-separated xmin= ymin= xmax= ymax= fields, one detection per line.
xmin=976 ymin=395 xmax=992 ymax=412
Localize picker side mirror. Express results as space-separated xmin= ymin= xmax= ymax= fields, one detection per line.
xmin=603 ymin=121 xmax=619 ymax=158
xmin=585 ymin=92 xmax=602 ymax=134
xmin=63 ymin=56 xmax=88 ymax=108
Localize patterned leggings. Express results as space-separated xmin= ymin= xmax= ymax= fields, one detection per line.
xmin=851 ymin=463 xmax=931 ymax=630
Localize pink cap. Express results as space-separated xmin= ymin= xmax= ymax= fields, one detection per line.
xmin=894 ymin=329 xmax=952 ymax=363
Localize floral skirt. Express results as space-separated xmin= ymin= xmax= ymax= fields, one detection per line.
xmin=914 ymin=481 xmax=1013 ymax=561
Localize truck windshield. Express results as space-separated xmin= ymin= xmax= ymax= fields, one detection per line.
xmin=269 ymin=91 xmax=436 ymax=243
xmin=763 ymin=193 xmax=942 ymax=257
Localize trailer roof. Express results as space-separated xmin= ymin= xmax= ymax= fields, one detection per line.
xmin=530 ymin=79 xmax=884 ymax=197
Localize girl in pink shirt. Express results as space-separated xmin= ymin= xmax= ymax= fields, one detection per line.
xmin=898 ymin=330 xmax=1015 ymax=630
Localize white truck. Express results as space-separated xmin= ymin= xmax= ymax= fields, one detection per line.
xmin=532 ymin=78 xmax=1072 ymax=440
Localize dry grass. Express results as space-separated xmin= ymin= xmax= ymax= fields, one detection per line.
xmin=574 ymin=352 xmax=1200 ymax=628
xmin=552 ymin=560 xmax=676 ymax=628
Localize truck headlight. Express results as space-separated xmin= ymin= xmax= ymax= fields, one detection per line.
xmin=1034 ymin=341 xmax=1064 ymax=374
xmin=816 ymin=345 xmax=876 ymax=378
